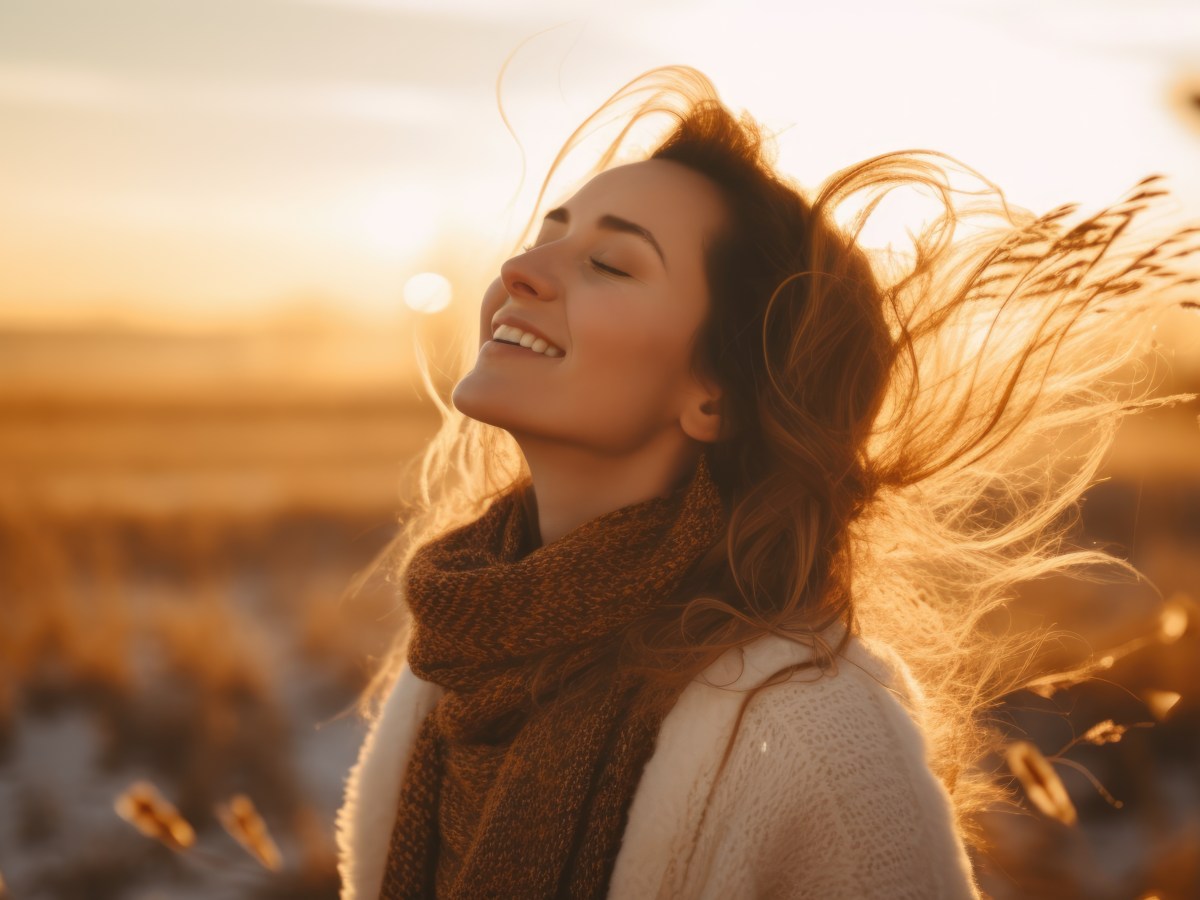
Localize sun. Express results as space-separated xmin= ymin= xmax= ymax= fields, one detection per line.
xmin=403 ymin=272 xmax=453 ymax=314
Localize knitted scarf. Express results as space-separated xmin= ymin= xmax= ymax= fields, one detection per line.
xmin=379 ymin=454 xmax=726 ymax=899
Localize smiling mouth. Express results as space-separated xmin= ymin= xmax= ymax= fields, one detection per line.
xmin=488 ymin=337 xmax=564 ymax=358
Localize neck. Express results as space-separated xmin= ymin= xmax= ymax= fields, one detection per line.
xmin=516 ymin=436 xmax=703 ymax=547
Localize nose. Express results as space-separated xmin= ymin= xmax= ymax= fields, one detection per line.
xmin=500 ymin=248 xmax=557 ymax=302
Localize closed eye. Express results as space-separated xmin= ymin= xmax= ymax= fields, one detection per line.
xmin=519 ymin=243 xmax=629 ymax=278
xmin=590 ymin=258 xmax=629 ymax=278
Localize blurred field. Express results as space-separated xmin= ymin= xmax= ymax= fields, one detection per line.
xmin=0 ymin=319 xmax=1198 ymax=898
xmin=0 ymin=321 xmax=440 ymax=898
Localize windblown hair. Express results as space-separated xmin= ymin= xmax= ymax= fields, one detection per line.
xmin=351 ymin=66 xmax=1199 ymax=858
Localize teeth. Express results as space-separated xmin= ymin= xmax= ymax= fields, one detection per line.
xmin=492 ymin=323 xmax=563 ymax=357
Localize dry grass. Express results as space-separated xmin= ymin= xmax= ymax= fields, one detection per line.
xmin=0 ymin=323 xmax=1196 ymax=898
xmin=2 ymin=479 xmax=1196 ymax=898
xmin=0 ymin=506 xmax=400 ymax=897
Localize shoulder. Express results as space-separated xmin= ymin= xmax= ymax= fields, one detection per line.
xmin=682 ymin=631 xmax=982 ymax=899
xmin=727 ymin=634 xmax=946 ymax=840
xmin=652 ymin=628 xmax=979 ymax=897
xmin=739 ymin=631 xmax=933 ymax=761
xmin=613 ymin=627 xmax=982 ymax=898
xmin=688 ymin=626 xmax=935 ymax=777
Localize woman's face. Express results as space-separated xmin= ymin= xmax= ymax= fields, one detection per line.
xmin=452 ymin=159 xmax=727 ymax=455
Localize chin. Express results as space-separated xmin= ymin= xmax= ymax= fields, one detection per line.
xmin=449 ymin=377 xmax=483 ymax=420
xmin=451 ymin=377 xmax=516 ymax=430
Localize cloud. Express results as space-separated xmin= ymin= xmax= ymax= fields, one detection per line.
xmin=0 ymin=60 xmax=458 ymax=125
xmin=0 ymin=61 xmax=137 ymax=109
xmin=287 ymin=0 xmax=600 ymax=17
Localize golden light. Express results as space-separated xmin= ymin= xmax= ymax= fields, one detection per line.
xmin=0 ymin=0 xmax=1195 ymax=332
xmin=403 ymin=272 xmax=453 ymax=314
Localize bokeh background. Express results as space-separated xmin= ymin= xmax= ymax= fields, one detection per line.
xmin=1 ymin=0 xmax=1199 ymax=897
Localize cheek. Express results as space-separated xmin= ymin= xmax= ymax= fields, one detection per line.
xmin=571 ymin=303 xmax=691 ymax=386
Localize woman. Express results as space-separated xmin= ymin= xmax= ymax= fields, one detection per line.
xmin=334 ymin=66 xmax=1198 ymax=899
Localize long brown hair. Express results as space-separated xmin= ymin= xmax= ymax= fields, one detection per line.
xmin=351 ymin=65 xmax=1199 ymax=857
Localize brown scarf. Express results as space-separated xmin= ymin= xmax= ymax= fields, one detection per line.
xmin=379 ymin=454 xmax=726 ymax=899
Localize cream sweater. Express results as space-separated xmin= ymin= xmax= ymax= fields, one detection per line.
xmin=335 ymin=626 xmax=983 ymax=899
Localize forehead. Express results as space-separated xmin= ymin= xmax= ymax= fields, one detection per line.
xmin=565 ymin=159 xmax=727 ymax=254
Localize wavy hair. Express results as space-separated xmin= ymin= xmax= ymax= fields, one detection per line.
xmin=349 ymin=65 xmax=1200 ymax=859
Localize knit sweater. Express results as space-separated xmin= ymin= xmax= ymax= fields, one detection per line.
xmin=335 ymin=626 xmax=984 ymax=899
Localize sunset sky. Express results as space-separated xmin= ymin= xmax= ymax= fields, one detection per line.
xmin=1 ymin=0 xmax=1197 ymax=330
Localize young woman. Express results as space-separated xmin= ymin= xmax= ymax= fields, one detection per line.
xmin=334 ymin=66 xmax=1198 ymax=898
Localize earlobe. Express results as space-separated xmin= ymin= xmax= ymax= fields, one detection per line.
xmin=681 ymin=394 xmax=723 ymax=443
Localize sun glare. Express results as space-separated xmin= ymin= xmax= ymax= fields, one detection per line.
xmin=403 ymin=272 xmax=453 ymax=314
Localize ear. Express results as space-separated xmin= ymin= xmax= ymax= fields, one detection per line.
xmin=679 ymin=378 xmax=723 ymax=444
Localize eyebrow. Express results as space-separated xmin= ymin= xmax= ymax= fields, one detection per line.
xmin=543 ymin=207 xmax=667 ymax=270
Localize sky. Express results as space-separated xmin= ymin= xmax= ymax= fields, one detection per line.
xmin=1 ymin=0 xmax=1197 ymax=330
